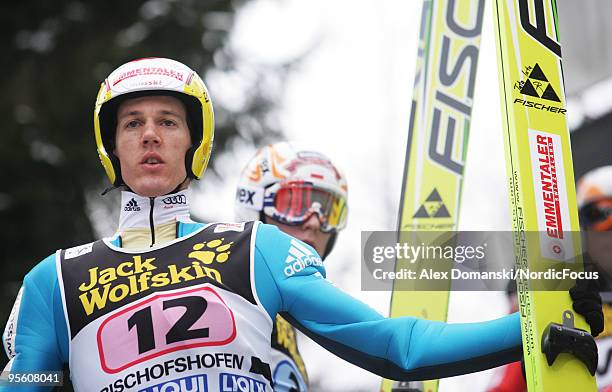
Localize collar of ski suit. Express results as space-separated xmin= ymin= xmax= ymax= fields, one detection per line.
xmin=117 ymin=189 xmax=192 ymax=233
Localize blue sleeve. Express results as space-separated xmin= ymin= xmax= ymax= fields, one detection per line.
xmin=1 ymin=254 xmax=69 ymax=391
xmin=253 ymin=223 xmax=522 ymax=381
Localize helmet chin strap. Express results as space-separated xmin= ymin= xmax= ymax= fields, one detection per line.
xmin=321 ymin=232 xmax=337 ymax=260
xmin=101 ymin=176 xmax=189 ymax=197
xmin=101 ymin=184 xmax=123 ymax=196
xmin=169 ymin=176 xmax=190 ymax=195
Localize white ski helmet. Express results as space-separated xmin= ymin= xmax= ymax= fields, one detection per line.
xmin=235 ymin=142 xmax=348 ymax=256
xmin=577 ymin=166 xmax=612 ymax=209
xmin=94 ymin=57 xmax=214 ymax=186
xmin=577 ymin=166 xmax=612 ymax=229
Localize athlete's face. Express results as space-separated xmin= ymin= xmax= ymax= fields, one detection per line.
xmin=264 ymin=214 xmax=332 ymax=257
xmin=114 ymin=95 xmax=192 ymax=197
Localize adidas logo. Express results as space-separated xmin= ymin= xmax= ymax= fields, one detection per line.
xmin=283 ymin=239 xmax=323 ymax=277
xmin=413 ymin=188 xmax=450 ymax=219
xmin=124 ymin=198 xmax=141 ymax=212
xmin=515 ymin=63 xmax=560 ymax=102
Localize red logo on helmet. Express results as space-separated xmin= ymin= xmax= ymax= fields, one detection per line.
xmin=113 ymin=67 xmax=185 ymax=86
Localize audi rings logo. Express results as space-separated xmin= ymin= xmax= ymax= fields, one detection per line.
xmin=162 ymin=195 xmax=187 ymax=205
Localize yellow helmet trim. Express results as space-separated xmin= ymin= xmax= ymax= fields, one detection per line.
xmin=93 ymin=82 xmax=117 ymax=185
xmin=185 ymin=72 xmax=214 ymax=179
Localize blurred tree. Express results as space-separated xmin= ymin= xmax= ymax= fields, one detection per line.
xmin=0 ymin=0 xmax=291 ymax=382
xmin=0 ymin=0 xmax=288 ymax=277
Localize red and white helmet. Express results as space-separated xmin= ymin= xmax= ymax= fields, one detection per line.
xmin=577 ymin=166 xmax=612 ymax=209
xmin=235 ymin=142 xmax=348 ymax=233
xmin=577 ymin=166 xmax=612 ymax=230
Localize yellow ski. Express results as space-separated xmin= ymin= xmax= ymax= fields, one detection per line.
xmin=493 ymin=0 xmax=596 ymax=390
xmin=383 ymin=1 xmax=485 ymax=391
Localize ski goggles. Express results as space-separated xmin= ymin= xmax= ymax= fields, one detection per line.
xmin=581 ymin=199 xmax=612 ymax=231
xmin=263 ymin=180 xmax=347 ymax=232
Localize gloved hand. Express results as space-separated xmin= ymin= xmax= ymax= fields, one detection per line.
xmin=570 ymin=272 xmax=604 ymax=337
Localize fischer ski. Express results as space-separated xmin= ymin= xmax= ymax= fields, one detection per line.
xmin=382 ymin=1 xmax=485 ymax=392
xmin=493 ymin=0 xmax=597 ymax=390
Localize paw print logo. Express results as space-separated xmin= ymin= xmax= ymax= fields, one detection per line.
xmin=189 ymin=238 xmax=233 ymax=264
